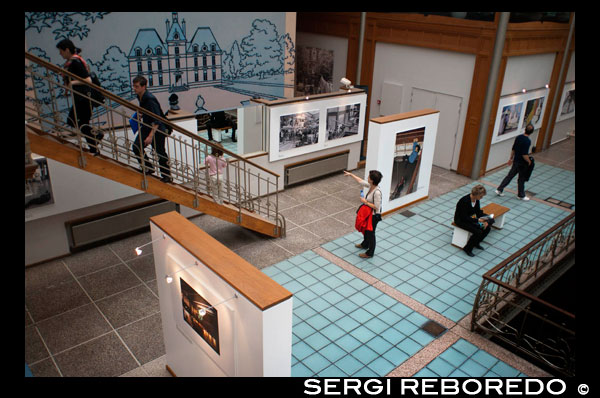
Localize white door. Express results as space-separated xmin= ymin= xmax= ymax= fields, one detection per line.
xmin=410 ymin=88 xmax=462 ymax=170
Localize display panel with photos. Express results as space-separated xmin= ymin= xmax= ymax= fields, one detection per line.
xmin=267 ymin=91 xmax=367 ymax=161
xmin=491 ymin=87 xmax=549 ymax=144
xmin=389 ymin=127 xmax=425 ymax=201
xmin=180 ymin=278 xmax=220 ymax=355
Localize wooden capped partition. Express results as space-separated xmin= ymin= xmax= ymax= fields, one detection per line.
xmin=150 ymin=211 xmax=291 ymax=310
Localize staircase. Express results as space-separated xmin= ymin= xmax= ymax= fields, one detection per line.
xmin=25 ymin=51 xmax=285 ymax=238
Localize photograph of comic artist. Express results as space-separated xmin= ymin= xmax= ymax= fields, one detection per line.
xmin=326 ymin=103 xmax=360 ymax=141
xmin=279 ymin=110 xmax=319 ymax=151
xmin=389 ymin=129 xmax=424 ymax=201
xmin=180 ymin=278 xmax=220 ymax=355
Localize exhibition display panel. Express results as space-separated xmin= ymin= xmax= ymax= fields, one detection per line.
xmin=365 ymin=109 xmax=440 ymax=214
xmin=256 ymin=88 xmax=367 ymax=162
xmin=150 ymin=211 xmax=293 ymax=377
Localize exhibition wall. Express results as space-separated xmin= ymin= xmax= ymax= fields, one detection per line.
xmin=369 ymin=43 xmax=476 ymax=171
xmin=150 ymin=211 xmax=293 ymax=376
xmin=25 ymin=12 xmax=295 ymax=115
xmin=549 ymin=53 xmax=575 ymax=145
xmin=485 ymin=53 xmax=555 ymax=171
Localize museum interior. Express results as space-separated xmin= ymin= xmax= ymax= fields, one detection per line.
xmin=25 ymin=12 xmax=577 ymax=379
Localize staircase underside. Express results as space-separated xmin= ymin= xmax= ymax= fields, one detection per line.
xmin=26 ymin=125 xmax=282 ymax=238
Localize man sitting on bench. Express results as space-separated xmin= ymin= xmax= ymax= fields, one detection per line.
xmin=454 ymin=184 xmax=494 ymax=257
xmin=205 ymin=111 xmax=237 ymax=142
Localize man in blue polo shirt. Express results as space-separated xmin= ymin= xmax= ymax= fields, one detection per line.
xmin=495 ymin=124 xmax=534 ymax=200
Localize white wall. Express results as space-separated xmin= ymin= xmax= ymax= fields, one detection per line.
xmin=486 ymin=53 xmax=555 ymax=171
xmin=550 ymin=51 xmax=575 ymax=144
xmin=369 ymin=43 xmax=476 ymax=171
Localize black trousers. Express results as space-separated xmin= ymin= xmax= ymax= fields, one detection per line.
xmin=360 ymin=213 xmax=382 ymax=256
xmin=455 ymin=220 xmax=492 ymax=252
xmin=497 ymin=161 xmax=528 ymax=198
xmin=206 ymin=121 xmax=237 ymax=141
xmin=132 ymin=130 xmax=171 ymax=177
xmin=67 ymin=86 xmax=96 ymax=153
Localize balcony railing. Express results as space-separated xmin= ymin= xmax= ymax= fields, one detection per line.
xmin=471 ymin=212 xmax=575 ymax=376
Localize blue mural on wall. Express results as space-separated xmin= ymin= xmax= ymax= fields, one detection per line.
xmin=25 ymin=12 xmax=295 ymax=120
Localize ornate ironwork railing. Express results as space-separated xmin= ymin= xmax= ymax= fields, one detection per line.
xmin=25 ymin=50 xmax=285 ymax=236
xmin=471 ymin=212 xmax=575 ymax=376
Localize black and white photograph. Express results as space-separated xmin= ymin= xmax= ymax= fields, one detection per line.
xmin=180 ymin=278 xmax=220 ymax=355
xmin=295 ymin=45 xmax=334 ymax=96
xmin=279 ymin=110 xmax=320 ymax=152
xmin=326 ymin=103 xmax=361 ymax=141
xmin=25 ymin=157 xmax=55 ymax=210
xmin=389 ymin=127 xmax=425 ymax=201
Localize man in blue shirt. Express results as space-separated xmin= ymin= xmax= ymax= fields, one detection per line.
xmin=495 ymin=124 xmax=534 ymax=200
xmin=131 ymin=75 xmax=172 ymax=183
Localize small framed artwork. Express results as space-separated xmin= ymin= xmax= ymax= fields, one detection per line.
xmin=556 ymin=81 xmax=575 ymax=122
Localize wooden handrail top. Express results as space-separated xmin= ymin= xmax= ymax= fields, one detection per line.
xmin=150 ymin=211 xmax=292 ymax=311
xmin=370 ymin=109 xmax=439 ymax=124
xmin=25 ymin=50 xmax=279 ymax=179
xmin=252 ymin=87 xmax=365 ymax=107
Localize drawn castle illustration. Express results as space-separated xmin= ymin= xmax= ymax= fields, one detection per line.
xmin=128 ymin=12 xmax=222 ymax=94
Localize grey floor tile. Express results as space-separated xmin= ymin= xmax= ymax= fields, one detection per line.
xmin=78 ymin=263 xmax=143 ymax=301
xmin=108 ymin=231 xmax=152 ymax=262
xmin=273 ymin=226 xmax=325 ymax=256
xmin=29 ymin=358 xmax=61 ymax=377
xmin=234 ymin=240 xmax=292 ymax=269
xmin=25 ymin=259 xmax=73 ymax=293
xmin=25 ymin=325 xmax=50 ymax=364
xmin=95 ymin=284 xmax=160 ymax=329
xmin=63 ymin=245 xmax=123 ymax=277
xmin=53 ymin=332 xmax=139 ymax=377
xmin=126 ymin=253 xmax=156 ymax=283
xmin=304 ymin=216 xmax=355 ymax=242
xmin=118 ymin=313 xmax=165 ymax=365
xmin=25 ymin=279 xmax=91 ymax=322
xmin=280 ymin=204 xmax=327 ymax=226
xmin=35 ymin=303 xmax=112 ymax=355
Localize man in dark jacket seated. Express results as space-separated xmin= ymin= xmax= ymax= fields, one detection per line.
xmin=205 ymin=111 xmax=237 ymax=142
xmin=454 ymin=184 xmax=494 ymax=257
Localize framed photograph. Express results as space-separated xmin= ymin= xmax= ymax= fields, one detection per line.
xmin=521 ymin=96 xmax=545 ymax=130
xmin=25 ymin=156 xmax=55 ymax=210
xmin=389 ymin=127 xmax=425 ymax=201
xmin=556 ymin=82 xmax=575 ymax=122
xmin=268 ymin=92 xmax=367 ymax=161
xmin=279 ymin=110 xmax=320 ymax=153
xmin=326 ymin=103 xmax=361 ymax=142
xmin=167 ymin=254 xmax=237 ymax=376
xmin=295 ymin=46 xmax=334 ymax=96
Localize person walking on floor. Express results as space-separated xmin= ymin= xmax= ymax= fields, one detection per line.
xmin=454 ymin=184 xmax=494 ymax=257
xmin=131 ymin=75 xmax=172 ymax=183
xmin=344 ymin=169 xmax=383 ymax=259
xmin=495 ymin=124 xmax=534 ymax=200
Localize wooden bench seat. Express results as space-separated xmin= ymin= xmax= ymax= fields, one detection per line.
xmin=451 ymin=202 xmax=510 ymax=248
xmin=213 ymin=125 xmax=233 ymax=142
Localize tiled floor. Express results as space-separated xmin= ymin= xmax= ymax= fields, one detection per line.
xmin=24 ymin=137 xmax=574 ymax=377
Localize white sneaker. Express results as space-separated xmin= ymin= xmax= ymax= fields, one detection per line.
xmin=494 ymin=189 xmax=504 ymax=197
xmin=518 ymin=196 xmax=530 ymax=201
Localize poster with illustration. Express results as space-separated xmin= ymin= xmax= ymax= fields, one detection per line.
xmin=522 ymin=96 xmax=545 ymax=130
xmin=556 ymin=82 xmax=575 ymax=122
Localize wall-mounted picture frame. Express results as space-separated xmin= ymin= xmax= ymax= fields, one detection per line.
xmin=166 ymin=254 xmax=237 ymax=376
xmin=556 ymin=81 xmax=575 ymax=122
xmin=491 ymin=87 xmax=549 ymax=144
xmin=389 ymin=127 xmax=425 ymax=201
xmin=267 ymin=91 xmax=367 ymax=161
xmin=279 ymin=110 xmax=320 ymax=152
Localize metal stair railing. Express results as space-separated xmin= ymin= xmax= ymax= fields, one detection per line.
xmin=25 ymin=50 xmax=285 ymax=237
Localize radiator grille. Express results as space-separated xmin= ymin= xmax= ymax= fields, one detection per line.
xmin=68 ymin=200 xmax=177 ymax=249
xmin=285 ymin=152 xmax=349 ymax=186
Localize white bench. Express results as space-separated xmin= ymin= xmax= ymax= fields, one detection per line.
xmin=451 ymin=203 xmax=510 ymax=249
xmin=213 ymin=125 xmax=234 ymax=142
